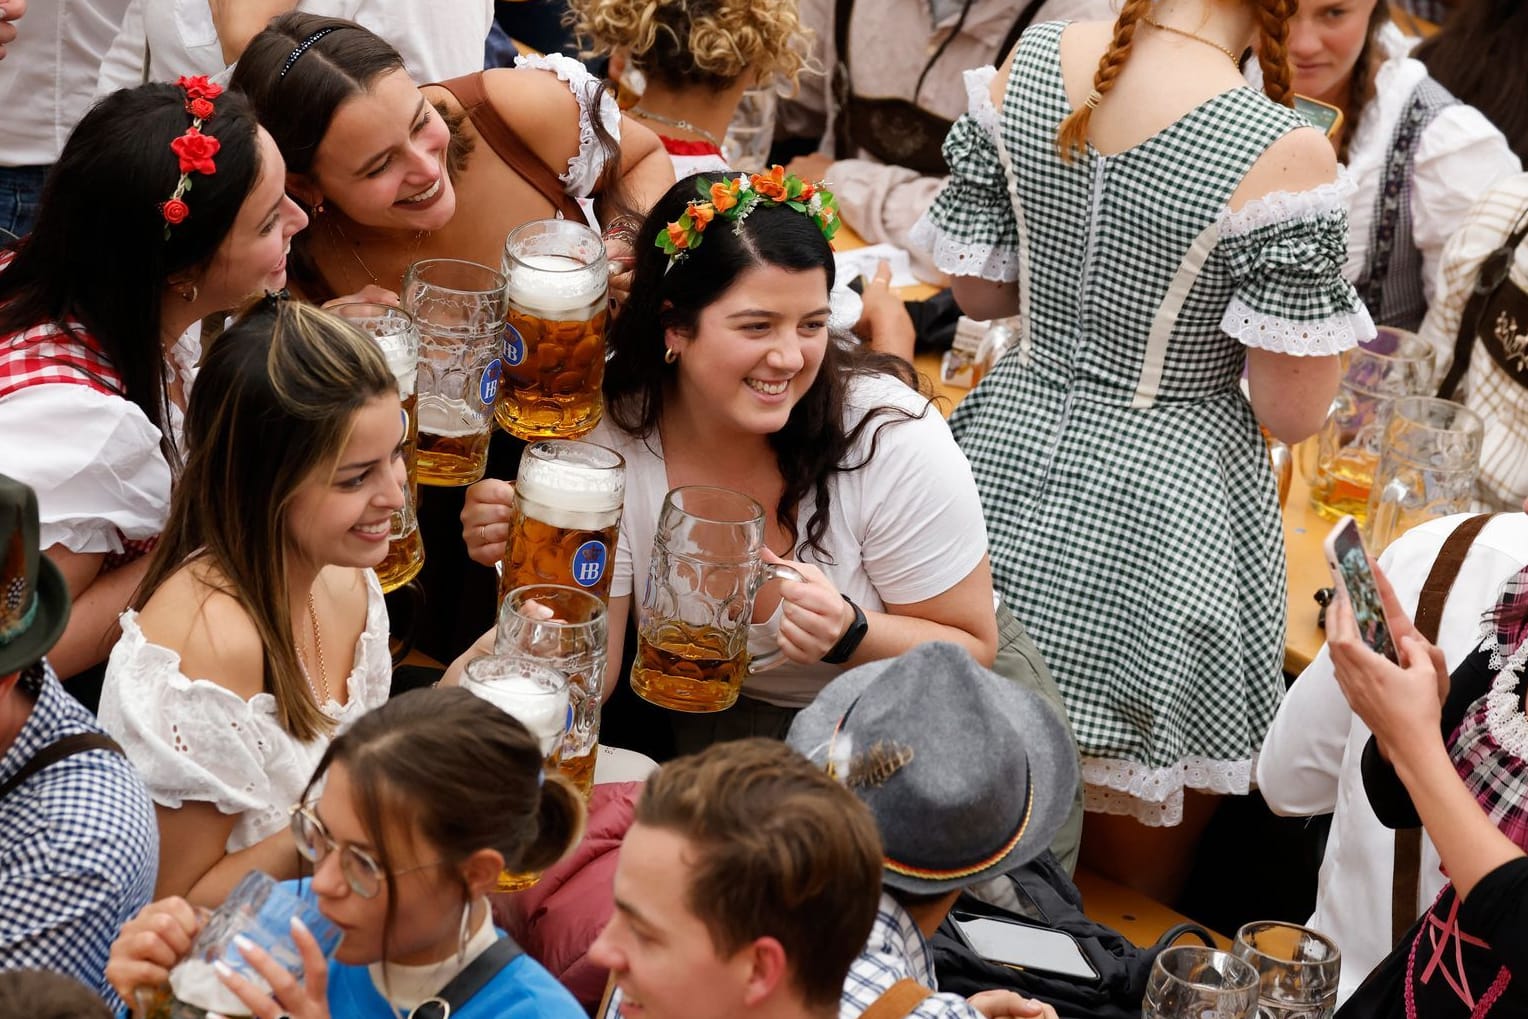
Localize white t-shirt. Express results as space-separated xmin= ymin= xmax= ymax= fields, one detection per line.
xmin=595 ymin=371 xmax=990 ymax=708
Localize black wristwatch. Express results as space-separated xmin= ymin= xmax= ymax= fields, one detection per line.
xmin=821 ymin=595 xmax=868 ymax=664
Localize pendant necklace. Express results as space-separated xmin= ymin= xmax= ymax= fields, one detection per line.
xmin=1142 ymin=16 xmax=1241 ymax=65
xmin=630 ymin=107 xmax=724 ymax=148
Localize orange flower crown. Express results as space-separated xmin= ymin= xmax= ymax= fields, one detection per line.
xmin=160 ymin=76 xmax=224 ymax=239
xmin=656 ymin=166 xmax=840 ymax=267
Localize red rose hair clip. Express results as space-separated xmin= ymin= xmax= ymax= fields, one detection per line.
xmin=160 ymin=75 xmax=224 ymax=237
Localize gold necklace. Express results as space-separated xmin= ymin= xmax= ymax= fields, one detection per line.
xmin=630 ymin=106 xmax=724 ymax=148
xmin=1142 ymin=16 xmax=1241 ymax=65
xmin=295 ymin=590 xmax=331 ymax=706
xmin=325 ymin=216 xmax=427 ymax=287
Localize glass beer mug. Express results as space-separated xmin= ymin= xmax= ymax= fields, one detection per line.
xmin=1365 ymin=396 xmax=1484 ymax=553
xmin=498 ymin=219 xmax=609 ymax=441
xmin=1143 ymin=946 xmax=1259 ymax=1019
xmin=1306 ymin=327 xmax=1433 ymax=525
xmin=403 ymin=258 xmax=508 ymax=487
xmin=460 ymin=655 xmax=569 ymax=892
xmin=499 ymin=439 xmax=625 ymax=607
xmin=328 ymin=302 xmax=425 ymax=592
xmin=631 ymin=486 xmax=804 ymax=713
xmin=1231 ymin=921 xmax=1341 ymax=1019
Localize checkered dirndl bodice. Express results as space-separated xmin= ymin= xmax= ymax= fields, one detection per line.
xmin=916 ymin=22 xmax=1372 ymax=824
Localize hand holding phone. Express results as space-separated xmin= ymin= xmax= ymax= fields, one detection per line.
xmin=1323 ymin=516 xmax=1398 ymax=663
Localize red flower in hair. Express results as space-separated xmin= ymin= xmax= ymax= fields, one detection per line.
xmin=187 ymin=97 xmax=215 ymax=119
xmin=161 ymin=198 xmax=191 ymax=225
xmin=170 ymin=128 xmax=220 ymax=175
xmin=176 ymin=76 xmax=224 ymax=102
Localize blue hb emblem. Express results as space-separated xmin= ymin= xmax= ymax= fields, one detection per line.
xmin=571 ymin=540 xmax=608 ymax=588
xmin=479 ymin=359 xmax=502 ymax=405
xmin=503 ymin=324 xmax=526 ymax=367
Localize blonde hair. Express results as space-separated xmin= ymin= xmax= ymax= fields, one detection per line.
xmin=568 ymin=0 xmax=811 ymax=91
xmin=1056 ymin=0 xmax=1296 ymax=163
xmin=136 ymin=298 xmax=397 ymax=742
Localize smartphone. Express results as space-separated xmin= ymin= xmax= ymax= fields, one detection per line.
xmin=1322 ymin=515 xmax=1398 ymax=662
xmin=950 ymin=912 xmax=1101 ymax=982
xmin=1293 ymin=94 xmax=1344 ymax=141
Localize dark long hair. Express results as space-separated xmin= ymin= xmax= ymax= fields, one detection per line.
xmin=1417 ymin=0 xmax=1528 ymax=164
xmin=136 ymin=298 xmax=395 ymax=742
xmin=0 ymin=84 xmax=262 ymax=464
xmin=302 ymin=687 xmax=585 ymax=962
xmin=1335 ymin=2 xmax=1391 ymax=163
xmin=605 ymin=173 xmax=924 ymax=560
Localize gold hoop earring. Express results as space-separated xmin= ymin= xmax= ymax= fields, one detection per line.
xmin=664 ymin=347 xmax=678 ymax=364
xmin=179 ymin=282 xmax=199 ymax=303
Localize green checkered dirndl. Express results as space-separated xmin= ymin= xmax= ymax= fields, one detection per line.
xmin=917 ymin=22 xmax=1371 ymax=825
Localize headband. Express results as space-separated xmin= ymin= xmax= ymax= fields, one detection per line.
xmin=160 ymin=76 xmax=224 ymax=237
xmin=656 ymin=165 xmax=840 ymax=269
xmin=279 ymin=26 xmax=341 ymax=79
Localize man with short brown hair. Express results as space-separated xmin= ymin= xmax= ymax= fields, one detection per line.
xmin=591 ymin=738 xmax=884 ymax=1019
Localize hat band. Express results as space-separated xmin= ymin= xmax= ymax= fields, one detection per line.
xmin=883 ymin=776 xmax=1034 ymax=883
xmin=0 ymin=591 xmax=37 ymax=647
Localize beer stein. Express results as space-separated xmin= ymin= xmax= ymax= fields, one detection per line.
xmin=499 ymin=439 xmax=625 ymax=606
xmin=497 ymin=585 xmax=608 ymax=799
xmin=722 ymin=86 xmax=778 ymax=169
xmin=328 ymin=302 xmax=425 ymax=592
xmin=1307 ymin=327 xmax=1434 ymax=525
xmin=631 ymin=486 xmax=804 ymax=713
xmin=498 ymin=219 xmax=608 ymax=440
xmin=138 ymin=871 xmax=340 ymax=1018
xmin=402 ymin=258 xmax=508 ymax=486
xmin=1143 ymin=946 xmax=1259 ymax=1019
xmin=461 ymin=655 xmax=569 ymax=891
xmin=1231 ymin=921 xmax=1341 ymax=1019
xmin=1365 ymin=396 xmax=1484 ymax=553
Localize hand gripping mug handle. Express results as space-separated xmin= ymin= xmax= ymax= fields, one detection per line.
xmin=747 ymin=562 xmax=805 ymax=675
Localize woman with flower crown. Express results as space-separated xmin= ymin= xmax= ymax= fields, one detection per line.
xmin=0 ymin=79 xmax=307 ymax=699
xmin=459 ymin=169 xmax=1060 ymax=756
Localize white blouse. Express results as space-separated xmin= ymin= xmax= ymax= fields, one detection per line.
xmin=512 ymin=52 xmax=624 ymax=200
xmin=98 ymin=570 xmax=392 ymax=852
xmin=1341 ymin=24 xmax=1521 ymax=306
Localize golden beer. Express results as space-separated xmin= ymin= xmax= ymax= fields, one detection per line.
xmin=499 ymin=440 xmax=625 ymax=605
xmin=630 ymin=623 xmax=749 ymax=713
xmin=557 ymin=744 xmax=597 ymax=799
xmin=417 ymin=395 xmax=492 ymax=486
xmin=1309 ymin=448 xmax=1379 ymax=525
xmin=499 ymin=223 xmax=609 ymax=441
xmin=377 ymin=390 xmax=424 ymax=591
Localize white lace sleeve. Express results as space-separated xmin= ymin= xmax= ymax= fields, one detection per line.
xmin=963 ymin=65 xmax=1000 ymax=137
xmin=513 ymin=52 xmax=621 ymax=197
xmin=0 ymin=385 xmax=171 ymax=553
xmin=1216 ymin=170 xmax=1358 ymax=239
xmin=98 ymin=613 xmax=278 ymax=816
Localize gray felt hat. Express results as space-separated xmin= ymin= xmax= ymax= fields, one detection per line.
xmin=787 ymin=641 xmax=1078 ymax=894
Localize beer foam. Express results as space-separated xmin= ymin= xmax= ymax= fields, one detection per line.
xmin=505 ymin=253 xmax=606 ymax=315
xmin=170 ymin=959 xmax=251 ymax=1013
xmin=465 ymin=673 xmax=568 ymax=754
xmin=516 ymin=444 xmax=624 ymax=518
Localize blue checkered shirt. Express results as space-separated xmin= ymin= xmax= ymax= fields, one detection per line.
xmin=0 ymin=660 xmax=158 ymax=1011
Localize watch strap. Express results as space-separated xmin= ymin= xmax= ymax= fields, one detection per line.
xmin=821 ymin=595 xmax=868 ymax=664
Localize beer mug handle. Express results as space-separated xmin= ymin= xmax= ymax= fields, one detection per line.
xmin=748 ymin=563 xmax=805 ymax=675
xmin=1364 ymin=477 xmax=1409 ymax=555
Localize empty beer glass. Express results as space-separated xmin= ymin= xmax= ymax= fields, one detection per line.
xmin=461 ymin=655 xmax=569 ymax=891
xmin=1307 ymin=327 xmax=1434 ymax=524
xmin=1365 ymin=397 xmax=1484 ymax=553
xmin=631 ymin=486 xmax=804 ymax=713
xmin=329 ymin=302 xmax=424 ymax=592
xmin=499 ymin=439 xmax=625 ymax=607
xmin=1231 ymin=921 xmax=1341 ymax=1019
xmin=403 ymin=259 xmax=507 ymax=486
xmin=498 ymin=219 xmax=608 ymax=440
xmin=722 ymin=86 xmax=778 ymax=170
xmin=497 ymin=585 xmax=608 ymax=799
xmin=1143 ymin=946 xmax=1259 ymax=1019
xmin=139 ymin=871 xmax=340 ymax=1019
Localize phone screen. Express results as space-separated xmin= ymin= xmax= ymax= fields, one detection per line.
xmin=952 ymin=915 xmax=1100 ymax=981
xmin=1293 ymin=95 xmax=1343 ymax=139
xmin=1325 ymin=517 xmax=1399 ymax=662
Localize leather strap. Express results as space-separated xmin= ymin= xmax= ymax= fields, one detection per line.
xmin=1438 ymin=207 xmax=1528 ymax=400
xmin=1389 ymin=512 xmax=1498 ymax=945
xmin=858 ymin=978 xmax=933 ymax=1019
xmin=0 ymin=733 xmax=124 ymax=800
xmin=408 ymin=936 xmax=525 ymax=1019
xmin=430 ymin=73 xmax=584 ymax=222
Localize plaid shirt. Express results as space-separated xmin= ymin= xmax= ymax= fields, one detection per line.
xmin=838 ymin=894 xmax=984 ymax=1019
xmin=0 ymin=661 xmax=158 ymax=1011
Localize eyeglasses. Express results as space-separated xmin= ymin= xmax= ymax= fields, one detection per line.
xmin=289 ymin=803 xmax=443 ymax=899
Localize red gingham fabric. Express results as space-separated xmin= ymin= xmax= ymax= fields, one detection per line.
xmin=0 ymin=319 xmax=122 ymax=401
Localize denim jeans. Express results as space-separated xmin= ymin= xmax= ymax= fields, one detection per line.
xmin=0 ymin=165 xmax=49 ymax=239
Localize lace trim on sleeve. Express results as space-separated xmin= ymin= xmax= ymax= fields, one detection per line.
xmin=513 ymin=52 xmax=621 ymax=197
xmin=1221 ymin=296 xmax=1372 ymax=356
xmin=1217 ymin=169 xmax=1359 ymax=238
xmin=910 ymin=215 xmax=1022 ymax=284
xmin=962 ymin=65 xmax=1000 ymax=137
